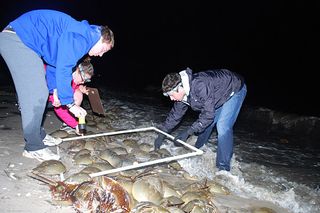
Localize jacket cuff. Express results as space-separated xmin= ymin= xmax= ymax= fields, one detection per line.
xmin=187 ymin=128 xmax=195 ymax=135
xmin=66 ymin=102 xmax=75 ymax=109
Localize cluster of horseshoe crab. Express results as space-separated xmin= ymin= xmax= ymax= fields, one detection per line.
xmin=29 ymin=111 xmax=279 ymax=213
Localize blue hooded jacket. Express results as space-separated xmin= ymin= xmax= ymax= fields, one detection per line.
xmin=10 ymin=9 xmax=101 ymax=105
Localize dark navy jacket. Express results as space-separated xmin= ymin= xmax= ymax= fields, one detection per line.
xmin=10 ymin=10 xmax=100 ymax=105
xmin=161 ymin=68 xmax=244 ymax=134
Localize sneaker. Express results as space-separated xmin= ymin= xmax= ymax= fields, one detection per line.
xmin=60 ymin=124 xmax=70 ymax=131
xmin=22 ymin=148 xmax=60 ymax=161
xmin=60 ymin=126 xmax=76 ymax=134
xmin=60 ymin=122 xmax=68 ymax=129
xmin=43 ymin=134 xmax=63 ymax=146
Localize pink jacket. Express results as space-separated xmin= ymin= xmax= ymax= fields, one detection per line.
xmin=48 ymin=81 xmax=79 ymax=128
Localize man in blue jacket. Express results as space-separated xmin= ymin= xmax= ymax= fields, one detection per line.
xmin=154 ymin=68 xmax=247 ymax=171
xmin=0 ymin=9 xmax=114 ymax=161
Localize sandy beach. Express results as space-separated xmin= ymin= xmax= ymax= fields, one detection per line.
xmin=0 ymin=88 xmax=76 ymax=212
xmin=0 ymin=87 xmax=295 ymax=213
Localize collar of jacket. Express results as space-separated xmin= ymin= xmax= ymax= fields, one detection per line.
xmin=179 ymin=69 xmax=190 ymax=102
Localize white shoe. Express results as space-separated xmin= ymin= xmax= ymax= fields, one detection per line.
xmin=22 ymin=148 xmax=60 ymax=162
xmin=43 ymin=134 xmax=63 ymax=146
xmin=60 ymin=126 xmax=76 ymax=134
xmin=60 ymin=125 xmax=70 ymax=131
xmin=60 ymin=122 xmax=68 ymax=129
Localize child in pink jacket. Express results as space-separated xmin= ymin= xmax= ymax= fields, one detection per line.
xmin=48 ymin=58 xmax=94 ymax=134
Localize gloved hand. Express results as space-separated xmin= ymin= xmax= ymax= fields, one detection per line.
xmin=173 ymin=128 xmax=195 ymax=146
xmin=154 ymin=134 xmax=165 ymax=150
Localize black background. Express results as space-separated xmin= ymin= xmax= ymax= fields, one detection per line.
xmin=0 ymin=1 xmax=319 ymax=116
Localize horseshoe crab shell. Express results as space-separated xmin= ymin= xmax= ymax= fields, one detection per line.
xmin=99 ymin=149 xmax=123 ymax=167
xmin=73 ymin=149 xmax=93 ymax=165
xmin=80 ymin=166 xmax=101 ymax=174
xmin=182 ymin=199 xmax=218 ymax=213
xmin=160 ymin=195 xmax=184 ymax=207
xmin=32 ymin=160 xmax=66 ymax=175
xmin=139 ymin=143 xmax=153 ymax=152
xmin=50 ymin=130 xmax=69 ymax=138
xmin=72 ymin=176 xmax=131 ymax=213
xmin=206 ymin=180 xmax=231 ymax=195
xmin=64 ymin=172 xmax=92 ymax=185
xmin=162 ymin=181 xmax=180 ymax=198
xmin=132 ymin=178 xmax=163 ymax=205
xmin=122 ymin=139 xmax=139 ymax=152
xmin=85 ymin=139 xmax=108 ymax=151
xmin=166 ymin=206 xmax=185 ymax=213
xmin=180 ymin=191 xmax=210 ymax=204
xmin=111 ymin=147 xmax=128 ymax=155
xmin=90 ymin=162 xmax=114 ymax=172
xmin=131 ymin=201 xmax=170 ymax=213
xmin=65 ymin=139 xmax=86 ymax=153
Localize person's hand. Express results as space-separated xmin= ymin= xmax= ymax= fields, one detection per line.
xmin=154 ymin=134 xmax=165 ymax=150
xmin=68 ymin=105 xmax=87 ymax=118
xmin=52 ymin=99 xmax=61 ymax=107
xmin=79 ymin=85 xmax=89 ymax=95
xmin=52 ymin=89 xmax=61 ymax=107
xmin=75 ymin=125 xmax=81 ymax=136
xmin=173 ymin=128 xmax=194 ymax=146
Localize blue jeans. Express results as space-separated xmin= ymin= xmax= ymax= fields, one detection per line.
xmin=195 ymin=84 xmax=247 ymax=171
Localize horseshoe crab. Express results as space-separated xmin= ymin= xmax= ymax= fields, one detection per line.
xmin=160 ymin=195 xmax=184 ymax=207
xmin=99 ymin=148 xmax=123 ymax=167
xmin=43 ymin=175 xmax=131 ymax=212
xmin=162 ymin=181 xmax=181 ymax=198
xmin=86 ymin=120 xmax=97 ymax=127
xmin=64 ymin=172 xmax=92 ymax=185
xmin=90 ymin=162 xmax=114 ymax=171
xmin=132 ymin=177 xmax=163 ymax=205
xmin=166 ymin=206 xmax=185 ymax=213
xmin=71 ymin=179 xmax=101 ymax=211
xmin=32 ymin=160 xmax=66 ymax=175
xmin=206 ymin=180 xmax=231 ymax=195
xmin=180 ymin=190 xmax=212 ymax=204
xmin=64 ymin=139 xmax=86 ymax=153
xmin=111 ymin=146 xmax=128 ymax=155
xmin=50 ymin=130 xmax=69 ymax=138
xmin=95 ymin=122 xmax=113 ymax=131
xmin=139 ymin=143 xmax=153 ymax=152
xmin=122 ymin=139 xmax=139 ymax=152
xmin=183 ymin=179 xmax=231 ymax=196
xmin=182 ymin=199 xmax=218 ymax=213
xmin=73 ymin=149 xmax=93 ymax=165
xmin=156 ymin=148 xmax=172 ymax=157
xmin=131 ymin=149 xmax=151 ymax=162
xmin=131 ymin=201 xmax=170 ymax=213
xmin=80 ymin=166 xmax=101 ymax=174
xmin=85 ymin=138 xmax=108 ymax=151
xmin=71 ymin=176 xmax=131 ymax=213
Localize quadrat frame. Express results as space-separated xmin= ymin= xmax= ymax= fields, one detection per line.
xmin=61 ymin=127 xmax=203 ymax=178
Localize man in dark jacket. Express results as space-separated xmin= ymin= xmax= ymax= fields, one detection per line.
xmin=154 ymin=67 xmax=247 ymax=171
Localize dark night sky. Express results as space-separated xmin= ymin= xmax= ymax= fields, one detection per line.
xmin=0 ymin=1 xmax=319 ymax=117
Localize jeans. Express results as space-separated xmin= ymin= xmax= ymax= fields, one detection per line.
xmin=195 ymin=84 xmax=247 ymax=171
